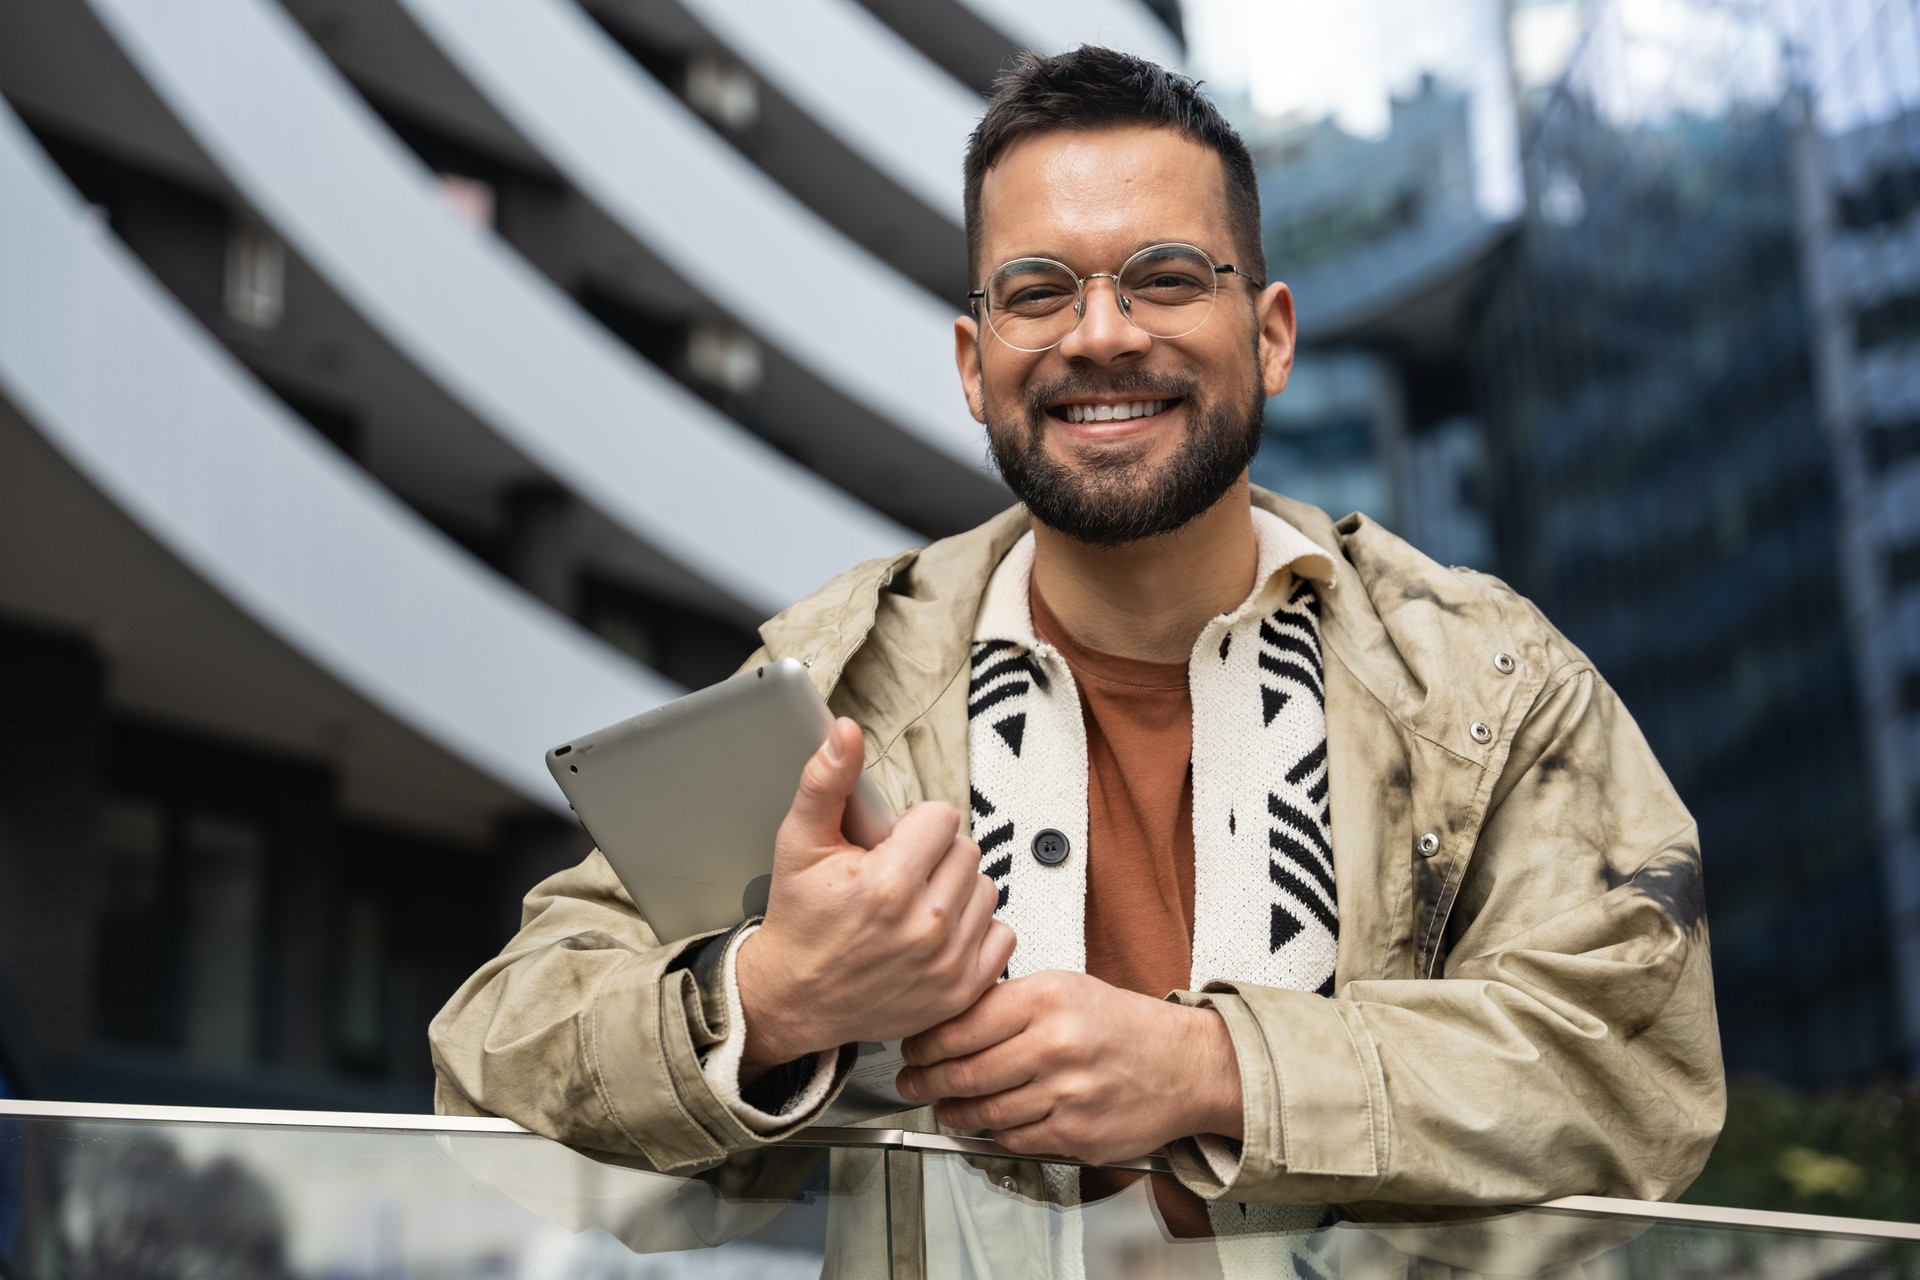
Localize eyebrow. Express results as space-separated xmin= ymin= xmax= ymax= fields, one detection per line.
xmin=995 ymin=239 xmax=1226 ymax=269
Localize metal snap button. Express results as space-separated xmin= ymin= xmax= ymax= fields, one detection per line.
xmin=1418 ymin=832 xmax=1440 ymax=857
xmin=1470 ymin=721 xmax=1493 ymax=744
xmin=1031 ymin=828 xmax=1070 ymax=866
xmin=1000 ymin=1176 xmax=1017 ymax=1191
xmin=1494 ymin=652 xmax=1516 ymax=675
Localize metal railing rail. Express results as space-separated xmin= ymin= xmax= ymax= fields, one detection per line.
xmin=3 ymin=1098 xmax=1915 ymax=1242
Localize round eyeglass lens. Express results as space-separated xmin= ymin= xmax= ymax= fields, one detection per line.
xmin=1115 ymin=243 xmax=1220 ymax=338
xmin=981 ymin=243 xmax=1221 ymax=352
xmin=983 ymin=259 xmax=1082 ymax=352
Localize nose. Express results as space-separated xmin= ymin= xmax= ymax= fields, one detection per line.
xmin=1057 ymin=275 xmax=1150 ymax=366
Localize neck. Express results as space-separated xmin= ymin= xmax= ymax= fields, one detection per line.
xmin=1030 ymin=479 xmax=1258 ymax=664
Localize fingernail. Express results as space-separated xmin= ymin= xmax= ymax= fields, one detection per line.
xmin=896 ymin=1071 xmax=922 ymax=1101
xmin=824 ymin=725 xmax=845 ymax=765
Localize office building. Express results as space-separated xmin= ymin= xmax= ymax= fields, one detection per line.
xmin=0 ymin=0 xmax=1181 ymax=1108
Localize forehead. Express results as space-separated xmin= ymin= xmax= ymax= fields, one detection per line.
xmin=976 ymin=125 xmax=1234 ymax=269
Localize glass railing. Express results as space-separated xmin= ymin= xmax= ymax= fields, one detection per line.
xmin=1 ymin=1100 xmax=1915 ymax=1278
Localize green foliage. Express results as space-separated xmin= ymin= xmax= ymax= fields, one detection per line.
xmin=1682 ymin=1076 xmax=1920 ymax=1222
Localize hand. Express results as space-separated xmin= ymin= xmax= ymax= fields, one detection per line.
xmin=735 ymin=718 xmax=1017 ymax=1077
xmin=893 ymin=970 xmax=1243 ymax=1166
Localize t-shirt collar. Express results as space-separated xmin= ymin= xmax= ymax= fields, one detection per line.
xmin=973 ymin=507 xmax=1337 ymax=650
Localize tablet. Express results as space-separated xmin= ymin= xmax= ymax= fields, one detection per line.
xmin=548 ymin=657 xmax=909 ymax=1121
xmin=548 ymin=657 xmax=895 ymax=940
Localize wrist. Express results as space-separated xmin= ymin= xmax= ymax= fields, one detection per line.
xmin=1186 ymin=1004 xmax=1245 ymax=1141
xmin=736 ymin=930 xmax=823 ymax=1077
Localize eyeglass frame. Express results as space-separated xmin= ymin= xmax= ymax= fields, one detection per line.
xmin=965 ymin=241 xmax=1262 ymax=353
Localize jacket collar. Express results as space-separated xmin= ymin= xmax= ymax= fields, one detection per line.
xmin=755 ymin=488 xmax=1437 ymax=750
xmin=970 ymin=508 xmax=1336 ymax=650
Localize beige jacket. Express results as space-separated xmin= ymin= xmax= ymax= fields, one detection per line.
xmin=430 ymin=492 xmax=1724 ymax=1265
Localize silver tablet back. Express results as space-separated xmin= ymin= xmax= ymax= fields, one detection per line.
xmin=547 ymin=657 xmax=893 ymax=944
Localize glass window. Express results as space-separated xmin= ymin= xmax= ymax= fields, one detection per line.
xmin=180 ymin=813 xmax=264 ymax=1064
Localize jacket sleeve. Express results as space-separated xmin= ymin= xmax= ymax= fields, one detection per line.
xmin=1165 ymin=664 xmax=1725 ymax=1206
xmin=428 ymin=846 xmax=856 ymax=1171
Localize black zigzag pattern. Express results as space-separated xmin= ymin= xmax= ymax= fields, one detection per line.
xmin=969 ymin=641 xmax=1044 ymax=757
xmin=1259 ymin=585 xmax=1338 ymax=980
xmin=970 ymin=641 xmax=1039 ymax=913
xmin=1256 ymin=613 xmax=1324 ymax=715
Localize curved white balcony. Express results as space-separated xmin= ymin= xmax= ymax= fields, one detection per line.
xmin=76 ymin=0 xmax=914 ymax=621
xmin=954 ymin=0 xmax=1182 ymax=66
xmin=0 ymin=96 xmax=674 ymax=818
xmin=390 ymin=0 xmax=990 ymax=476
xmin=852 ymin=0 xmax=1181 ymax=91
xmin=669 ymin=0 xmax=977 ymax=227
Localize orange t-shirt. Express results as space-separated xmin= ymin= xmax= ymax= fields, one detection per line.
xmin=1029 ymin=585 xmax=1218 ymax=1243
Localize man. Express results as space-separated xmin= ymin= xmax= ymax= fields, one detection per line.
xmin=431 ymin=43 xmax=1722 ymax=1259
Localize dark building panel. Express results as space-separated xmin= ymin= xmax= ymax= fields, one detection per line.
xmin=1476 ymin=99 xmax=1895 ymax=1084
xmin=0 ymin=615 xmax=107 ymax=1060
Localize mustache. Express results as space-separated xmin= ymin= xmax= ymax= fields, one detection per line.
xmin=1023 ymin=370 xmax=1196 ymax=415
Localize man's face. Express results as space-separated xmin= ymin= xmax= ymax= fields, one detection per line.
xmin=956 ymin=125 xmax=1297 ymax=547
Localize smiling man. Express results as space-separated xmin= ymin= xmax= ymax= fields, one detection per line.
xmin=432 ymin=45 xmax=1724 ymax=1257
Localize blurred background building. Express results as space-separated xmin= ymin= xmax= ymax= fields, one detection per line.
xmin=0 ymin=0 xmax=1916 ymax=1177
xmin=0 ymin=0 xmax=1178 ymax=1110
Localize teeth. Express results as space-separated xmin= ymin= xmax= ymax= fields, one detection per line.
xmin=1065 ymin=399 xmax=1168 ymax=424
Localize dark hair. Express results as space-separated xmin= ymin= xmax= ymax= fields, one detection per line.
xmin=962 ymin=46 xmax=1265 ymax=289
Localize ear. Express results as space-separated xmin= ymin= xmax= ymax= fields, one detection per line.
xmin=954 ymin=312 xmax=988 ymax=424
xmin=1254 ymin=282 xmax=1296 ymax=399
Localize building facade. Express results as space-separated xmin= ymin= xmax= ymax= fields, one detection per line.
xmin=1791 ymin=64 xmax=1920 ymax=1080
xmin=0 ymin=0 xmax=1180 ymax=1109
xmin=1476 ymin=4 xmax=1902 ymax=1083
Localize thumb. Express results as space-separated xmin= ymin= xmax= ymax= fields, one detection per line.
xmin=777 ymin=717 xmax=864 ymax=860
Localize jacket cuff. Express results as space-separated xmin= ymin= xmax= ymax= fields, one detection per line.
xmin=578 ymin=927 xmax=735 ymax=1170
xmin=1164 ymin=983 xmax=1387 ymax=1201
xmin=698 ymin=923 xmax=841 ymax=1131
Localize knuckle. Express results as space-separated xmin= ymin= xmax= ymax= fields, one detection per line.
xmin=946 ymin=1061 xmax=980 ymax=1097
xmin=798 ymin=752 xmax=836 ymax=794
xmin=1000 ymin=1126 xmax=1043 ymax=1155
xmin=915 ymin=1026 xmax=951 ymax=1060
xmin=1034 ymin=1024 xmax=1074 ymax=1064
xmin=870 ymin=870 xmax=912 ymax=914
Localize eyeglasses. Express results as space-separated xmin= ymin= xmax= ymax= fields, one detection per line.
xmin=967 ymin=242 xmax=1254 ymax=353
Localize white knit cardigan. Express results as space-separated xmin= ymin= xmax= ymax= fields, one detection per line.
xmin=965 ymin=509 xmax=1340 ymax=1255
xmin=714 ymin=509 xmax=1346 ymax=1270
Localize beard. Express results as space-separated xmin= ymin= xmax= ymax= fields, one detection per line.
xmin=985 ymin=364 xmax=1267 ymax=548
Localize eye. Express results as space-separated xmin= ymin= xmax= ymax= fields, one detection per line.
xmin=1126 ymin=271 xmax=1210 ymax=302
xmin=999 ymin=283 xmax=1073 ymax=314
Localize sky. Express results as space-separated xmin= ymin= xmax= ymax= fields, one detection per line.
xmin=1181 ymin=0 xmax=1528 ymax=219
xmin=1181 ymin=0 xmax=1920 ymax=222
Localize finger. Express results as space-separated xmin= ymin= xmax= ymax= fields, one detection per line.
xmin=950 ymin=873 xmax=999 ymax=953
xmin=777 ymin=718 xmax=865 ymax=859
xmin=899 ymin=1034 xmax=1038 ymax=1104
xmin=934 ymin=1082 xmax=1053 ymax=1133
xmin=902 ymin=976 xmax=1029 ymax=1067
xmin=991 ymin=1119 xmax=1080 ymax=1163
xmin=877 ymin=800 xmax=963 ymax=881
xmin=925 ymin=829 xmax=982 ymax=916
xmin=973 ymin=920 xmax=1018 ymax=991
